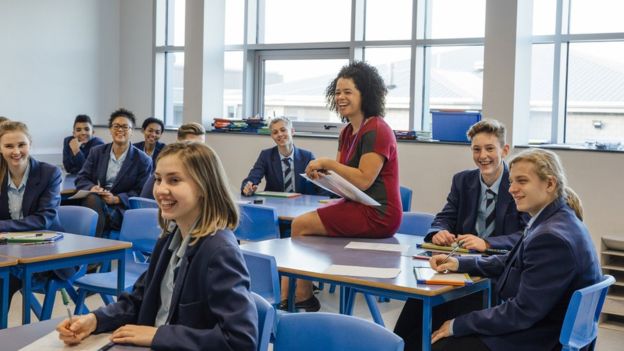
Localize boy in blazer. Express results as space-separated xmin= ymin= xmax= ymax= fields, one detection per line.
xmin=425 ymin=119 xmax=526 ymax=251
xmin=241 ymin=117 xmax=320 ymax=196
xmin=62 ymin=114 xmax=105 ymax=174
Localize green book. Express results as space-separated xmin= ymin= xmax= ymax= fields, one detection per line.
xmin=254 ymin=191 xmax=301 ymax=198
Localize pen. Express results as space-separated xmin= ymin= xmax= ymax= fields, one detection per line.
xmin=441 ymin=241 xmax=463 ymax=273
xmin=60 ymin=288 xmax=73 ymax=332
xmin=98 ymin=342 xmax=115 ymax=351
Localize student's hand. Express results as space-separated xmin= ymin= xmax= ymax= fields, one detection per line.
xmin=431 ymin=320 xmax=452 ymax=344
xmin=111 ymin=324 xmax=157 ymax=347
xmin=101 ymin=193 xmax=120 ymax=205
xmin=90 ymin=185 xmax=105 ymax=193
xmin=242 ymin=181 xmax=258 ymax=196
xmin=457 ymin=234 xmax=487 ymax=252
xmin=430 ymin=254 xmax=459 ymax=273
xmin=431 ymin=230 xmax=456 ymax=246
xmin=56 ymin=313 xmax=97 ymax=345
xmin=69 ymin=138 xmax=82 ymax=155
xmin=305 ymin=158 xmax=328 ymax=180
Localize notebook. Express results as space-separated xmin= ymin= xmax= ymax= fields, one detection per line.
xmin=254 ymin=191 xmax=301 ymax=198
xmin=0 ymin=232 xmax=63 ymax=243
xmin=413 ymin=267 xmax=473 ymax=286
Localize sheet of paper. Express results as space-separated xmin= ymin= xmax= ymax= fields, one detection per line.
xmin=345 ymin=241 xmax=409 ymax=254
xmin=68 ymin=190 xmax=95 ymax=200
xmin=301 ymin=171 xmax=380 ymax=206
xmin=324 ymin=264 xmax=400 ymax=278
xmin=18 ymin=331 xmax=112 ymax=351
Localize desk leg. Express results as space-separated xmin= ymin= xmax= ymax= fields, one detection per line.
xmin=0 ymin=271 xmax=8 ymax=329
xmin=422 ymin=297 xmax=432 ymax=351
xmin=287 ymin=278 xmax=297 ymax=312
xmin=117 ymin=253 xmax=126 ymax=298
xmin=21 ymin=266 xmax=32 ymax=325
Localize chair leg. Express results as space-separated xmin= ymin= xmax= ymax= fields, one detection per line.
xmin=101 ymin=293 xmax=114 ymax=305
xmin=364 ymin=293 xmax=385 ymax=326
xmin=28 ymin=295 xmax=43 ymax=321
xmin=40 ymin=280 xmax=61 ymax=321
xmin=344 ymin=287 xmax=356 ymax=315
xmin=329 ymin=283 xmax=337 ymax=294
xmin=74 ymin=289 xmax=89 ymax=315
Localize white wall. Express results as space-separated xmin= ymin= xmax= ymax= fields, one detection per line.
xmin=0 ymin=0 xmax=120 ymax=157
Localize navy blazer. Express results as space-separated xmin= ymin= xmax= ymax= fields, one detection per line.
xmin=93 ymin=228 xmax=258 ymax=351
xmin=0 ymin=157 xmax=63 ymax=232
xmin=62 ymin=136 xmax=105 ymax=174
xmin=454 ymin=197 xmax=601 ymax=351
xmin=134 ymin=141 xmax=166 ymax=165
xmin=425 ymin=165 xmax=526 ymax=249
xmin=140 ymin=174 xmax=156 ymax=199
xmin=241 ymin=146 xmax=320 ymax=195
xmin=75 ymin=143 xmax=152 ymax=209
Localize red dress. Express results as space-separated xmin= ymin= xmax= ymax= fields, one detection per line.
xmin=317 ymin=116 xmax=402 ymax=238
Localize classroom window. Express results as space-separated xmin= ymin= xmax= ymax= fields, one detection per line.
xmin=530 ymin=0 xmax=624 ymax=148
xmin=223 ymin=0 xmax=485 ymax=134
xmin=224 ymin=51 xmax=244 ymax=118
xmin=155 ymin=0 xmax=185 ymax=127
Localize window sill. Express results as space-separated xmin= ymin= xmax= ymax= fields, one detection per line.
xmin=515 ymin=143 xmax=624 ymax=153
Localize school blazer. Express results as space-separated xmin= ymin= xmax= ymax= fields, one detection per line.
xmin=134 ymin=141 xmax=166 ymax=165
xmin=62 ymin=136 xmax=105 ymax=174
xmin=453 ymin=197 xmax=602 ymax=351
xmin=425 ymin=165 xmax=526 ymax=249
xmin=241 ymin=146 xmax=321 ymax=195
xmin=75 ymin=143 xmax=152 ymax=209
xmin=93 ymin=229 xmax=258 ymax=351
xmin=0 ymin=157 xmax=63 ymax=232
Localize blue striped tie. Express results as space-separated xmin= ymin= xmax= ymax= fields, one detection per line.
xmin=482 ymin=189 xmax=496 ymax=238
xmin=283 ymin=158 xmax=294 ymax=192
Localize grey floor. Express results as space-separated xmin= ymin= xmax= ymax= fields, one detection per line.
xmin=6 ymin=289 xmax=623 ymax=350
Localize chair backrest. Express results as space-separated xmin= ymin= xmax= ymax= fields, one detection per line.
xmin=128 ymin=196 xmax=159 ymax=209
xmin=251 ymin=292 xmax=275 ymax=351
xmin=397 ymin=211 xmax=435 ymax=236
xmin=242 ymin=250 xmax=281 ymax=306
xmin=58 ymin=206 xmax=98 ymax=237
xmin=560 ymin=275 xmax=615 ymax=351
xmin=273 ymin=313 xmax=403 ymax=351
xmin=235 ymin=204 xmax=280 ymax=241
xmin=399 ymin=186 xmax=412 ymax=212
xmin=119 ymin=208 xmax=161 ymax=254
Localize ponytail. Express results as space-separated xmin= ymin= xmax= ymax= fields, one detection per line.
xmin=564 ymin=186 xmax=583 ymax=221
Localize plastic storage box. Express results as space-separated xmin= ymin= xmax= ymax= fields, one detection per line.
xmin=431 ymin=110 xmax=481 ymax=143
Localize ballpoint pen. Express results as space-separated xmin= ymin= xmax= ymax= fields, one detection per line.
xmin=60 ymin=288 xmax=74 ymax=332
xmin=441 ymin=241 xmax=463 ymax=273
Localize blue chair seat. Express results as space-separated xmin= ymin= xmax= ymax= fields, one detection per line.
xmin=73 ymin=261 xmax=148 ymax=293
xmin=128 ymin=196 xmax=158 ymax=209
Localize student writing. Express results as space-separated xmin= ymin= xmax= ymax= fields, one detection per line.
xmin=57 ymin=142 xmax=258 ymax=351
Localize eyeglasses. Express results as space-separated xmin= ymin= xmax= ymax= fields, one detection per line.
xmin=111 ymin=124 xmax=131 ymax=131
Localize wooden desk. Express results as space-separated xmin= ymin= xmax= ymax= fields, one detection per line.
xmin=240 ymin=234 xmax=490 ymax=351
xmin=0 ymin=256 xmax=18 ymax=329
xmin=0 ymin=233 xmax=131 ymax=325
xmin=241 ymin=194 xmax=330 ymax=221
xmin=0 ymin=318 xmax=149 ymax=350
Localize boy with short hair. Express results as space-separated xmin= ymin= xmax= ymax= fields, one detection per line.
xmin=425 ymin=119 xmax=526 ymax=251
xmin=62 ymin=114 xmax=105 ymax=174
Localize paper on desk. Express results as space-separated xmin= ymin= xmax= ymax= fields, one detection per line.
xmin=18 ymin=331 xmax=111 ymax=351
xmin=345 ymin=241 xmax=409 ymax=254
xmin=300 ymin=171 xmax=380 ymax=206
xmin=68 ymin=190 xmax=95 ymax=200
xmin=324 ymin=264 xmax=400 ymax=278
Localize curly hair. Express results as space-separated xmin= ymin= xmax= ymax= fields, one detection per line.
xmin=325 ymin=61 xmax=387 ymax=122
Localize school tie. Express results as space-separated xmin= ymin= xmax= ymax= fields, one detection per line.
xmin=283 ymin=157 xmax=295 ymax=193
xmin=482 ymin=189 xmax=496 ymax=238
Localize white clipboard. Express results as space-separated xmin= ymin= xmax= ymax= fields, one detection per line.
xmin=301 ymin=171 xmax=380 ymax=206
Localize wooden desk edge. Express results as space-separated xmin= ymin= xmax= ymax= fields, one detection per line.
xmin=16 ymin=242 xmax=132 ymax=264
xmin=0 ymin=255 xmax=18 ymax=267
xmin=278 ymin=267 xmax=482 ymax=296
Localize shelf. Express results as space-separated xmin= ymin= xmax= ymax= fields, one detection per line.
xmin=601 ymin=314 xmax=624 ymax=331
xmin=602 ymin=265 xmax=624 ymax=272
xmin=603 ymin=250 xmax=624 ymax=257
xmin=603 ymin=298 xmax=624 ymax=316
xmin=607 ymin=292 xmax=624 ymax=301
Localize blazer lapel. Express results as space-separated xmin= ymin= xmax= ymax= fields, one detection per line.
xmin=466 ymin=171 xmax=481 ymax=233
xmin=166 ymin=237 xmax=202 ymax=324
xmin=21 ymin=158 xmax=41 ymax=217
xmin=111 ymin=145 xmax=135 ymax=191
xmin=97 ymin=144 xmax=112 ymax=186
xmin=270 ymin=148 xmax=284 ymax=191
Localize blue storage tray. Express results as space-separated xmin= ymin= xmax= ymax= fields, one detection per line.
xmin=431 ymin=111 xmax=481 ymax=143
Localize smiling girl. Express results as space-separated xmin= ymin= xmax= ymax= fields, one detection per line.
xmin=417 ymin=148 xmax=602 ymax=351
xmin=57 ymin=142 xmax=258 ymax=350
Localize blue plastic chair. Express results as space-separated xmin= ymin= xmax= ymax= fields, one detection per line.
xmin=559 ymin=275 xmax=615 ymax=351
xmin=399 ymin=186 xmax=413 ymax=212
xmin=128 ymin=196 xmax=158 ymax=209
xmin=73 ymin=208 xmax=161 ymax=313
xmin=235 ymin=204 xmax=280 ymax=241
xmin=397 ymin=211 xmax=435 ymax=236
xmin=28 ymin=206 xmax=98 ymax=320
xmin=252 ymin=292 xmax=276 ymax=351
xmin=273 ymin=313 xmax=404 ymax=351
xmin=242 ymin=250 xmax=280 ymax=307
